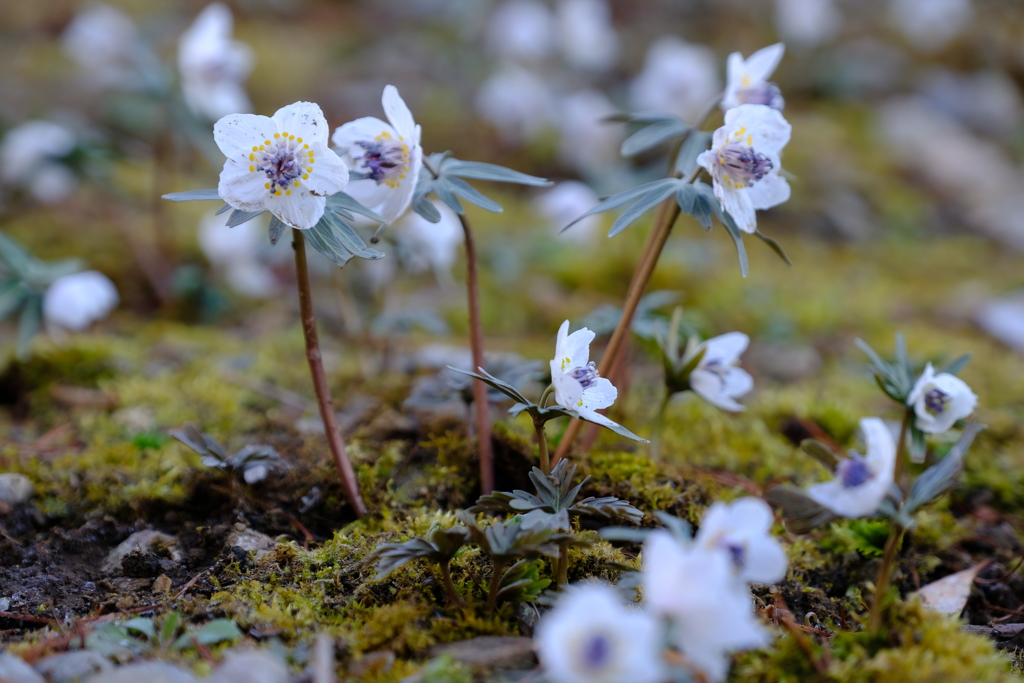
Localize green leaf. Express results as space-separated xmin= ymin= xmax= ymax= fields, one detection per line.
xmin=904 ymin=423 xmax=985 ymax=514
xmin=412 ymin=195 xmax=442 ymax=223
xmin=598 ymin=526 xmax=651 ymax=543
xmin=0 ymin=280 xmax=27 ymax=321
xmin=432 ymin=178 xmax=464 ymax=215
xmin=226 ymin=209 xmax=264 ymax=228
xmin=608 ymin=180 xmax=680 ymax=237
xmin=171 ymin=619 xmax=241 ymax=650
xmin=0 ymin=231 xmax=35 ymax=279
xmin=162 ymin=189 xmax=221 ymax=202
xmin=801 ymin=439 xmax=841 ymax=470
xmin=161 ymin=612 xmax=181 ymax=645
xmin=446 ymin=176 xmax=503 ymax=213
xmin=764 ymin=485 xmax=838 ymax=534
xmin=620 ymin=118 xmax=689 ymax=157
xmin=716 ymin=206 xmax=749 ymax=278
xmin=124 ymin=617 xmax=156 ymax=640
xmin=754 ymin=229 xmax=792 ymax=266
xmin=268 ymin=216 xmax=286 ymax=246
xmin=326 ymin=192 xmax=385 ymax=224
xmin=563 ymin=178 xmax=680 ymax=233
xmin=676 ymin=184 xmax=714 ymax=230
xmin=940 ymin=353 xmax=971 ymax=376
xmin=16 ymin=295 xmax=41 ymax=360
xmin=304 ymin=211 xmax=384 ymax=267
xmin=215 ymin=204 xmax=232 ymax=216
xmin=447 ymin=366 xmax=531 ymax=405
xmin=674 ymin=130 xmax=712 ymax=176
xmin=895 ymin=332 xmax=912 ymax=387
xmin=441 ymin=159 xmax=551 ymax=187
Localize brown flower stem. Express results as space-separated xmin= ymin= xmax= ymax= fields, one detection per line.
xmin=553 ymin=198 xmax=682 ymax=464
xmin=458 ymin=213 xmax=494 ymax=494
xmin=556 ymin=547 xmax=569 ymax=586
xmin=439 ymin=561 xmax=465 ymax=608
xmin=869 ymin=524 xmax=906 ymax=632
xmin=534 ymin=418 xmax=550 ymax=475
xmin=292 ymin=229 xmax=367 ymax=518
xmin=486 ymin=560 xmax=507 ymax=613
xmin=894 ymin=409 xmax=912 ymax=490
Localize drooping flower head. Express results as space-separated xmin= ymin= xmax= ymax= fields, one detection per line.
xmin=332 ymin=86 xmax=422 ymax=225
xmin=643 ymin=530 xmax=771 ymax=682
xmin=907 ymin=363 xmax=978 ymax=434
xmin=536 ymin=582 xmax=663 ymax=683
xmin=690 ymin=332 xmax=754 ymax=412
xmin=697 ymin=104 xmax=792 ymax=234
xmin=550 ymin=320 xmax=623 ymax=431
xmin=214 ymin=101 xmax=349 ymax=230
xmin=43 ymin=271 xmax=119 ymax=332
xmin=723 ymin=43 xmax=786 ymax=111
xmin=694 ymin=497 xmax=788 ymax=585
xmin=0 ymin=121 xmax=78 ymax=204
xmin=178 ymin=3 xmax=254 ymax=121
xmin=807 ymin=417 xmax=895 ymax=518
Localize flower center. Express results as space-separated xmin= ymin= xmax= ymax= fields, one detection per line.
xmin=357 ymin=131 xmax=409 ymax=188
xmin=837 ymin=457 xmax=873 ymax=489
xmin=924 ymin=387 xmax=950 ymax=414
xmin=735 ymin=83 xmax=784 ymax=110
xmin=569 ymin=361 xmax=599 ymax=389
xmin=250 ymin=132 xmax=314 ymax=197
xmin=580 ymin=632 xmax=612 ymax=670
xmin=716 ymin=142 xmax=773 ymax=189
xmin=715 ymin=536 xmax=746 ymax=570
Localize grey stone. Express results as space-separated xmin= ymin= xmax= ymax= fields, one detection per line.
xmin=102 ymin=530 xmax=181 ymax=572
xmin=35 ymin=650 xmax=112 ymax=682
xmin=83 ymin=662 xmax=198 ymax=683
xmin=206 ymin=651 xmax=288 ymax=683
xmin=0 ymin=474 xmax=33 ymax=506
xmin=226 ymin=526 xmax=276 ymax=558
xmin=0 ymin=653 xmax=45 ymax=683
xmin=427 ymin=636 xmax=536 ymax=671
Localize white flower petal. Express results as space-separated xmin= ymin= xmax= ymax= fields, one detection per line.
xmin=743 ymin=535 xmax=789 ymax=584
xmin=304 ymin=144 xmax=348 ymax=197
xmin=552 ymin=367 xmax=584 ymax=408
xmin=747 ymin=172 xmax=791 ymax=211
xmin=559 ymin=327 xmax=595 ymax=371
xmin=581 ymin=377 xmax=617 ymax=411
xmin=271 ymin=101 xmax=329 ymax=144
xmin=214 ymin=113 xmax=277 ymax=159
xmin=742 ymin=43 xmax=785 ymax=83
xmin=718 ymin=184 xmax=757 ymax=234
xmin=382 ymin=85 xmax=416 ymax=141
xmin=703 ymin=332 xmax=750 ymax=363
xmin=265 ymin=191 xmax=325 ymax=230
xmin=218 ymin=160 xmax=269 ymax=212
xmin=344 ymin=179 xmax=393 ymax=214
xmin=690 ymin=369 xmax=747 ymax=412
xmin=723 ymin=104 xmax=793 ymax=155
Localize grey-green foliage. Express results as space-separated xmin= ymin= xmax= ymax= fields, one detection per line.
xmin=404 ymin=356 xmax=542 ymax=409
xmin=364 ymin=520 xmax=471 ymax=579
xmin=162 ymin=189 xmax=384 ymax=267
xmin=655 ymin=307 xmax=708 ymax=396
xmin=170 ymin=423 xmax=288 ymax=484
xmin=412 ymin=152 xmax=551 ymax=222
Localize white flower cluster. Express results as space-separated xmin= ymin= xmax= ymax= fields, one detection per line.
xmin=537 ymin=497 xmax=786 ymax=683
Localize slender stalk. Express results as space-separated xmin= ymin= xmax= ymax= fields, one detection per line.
xmin=292 ymin=229 xmax=367 ymax=518
xmin=556 ymin=547 xmax=569 ymax=586
xmin=486 ymin=560 xmax=507 ymax=612
xmin=539 ymin=384 xmax=554 ymax=408
xmin=439 ymin=561 xmax=465 ymax=608
xmin=534 ymin=419 xmax=550 ymax=475
xmin=894 ymin=409 xmax=912 ymax=490
xmin=457 ymin=213 xmax=495 ymax=494
xmin=869 ymin=524 xmax=906 ymax=632
xmin=649 ymin=392 xmax=672 ymax=461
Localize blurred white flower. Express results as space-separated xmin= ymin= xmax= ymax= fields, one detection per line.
xmin=697 ymin=104 xmax=792 ymax=234
xmin=695 ymin=497 xmax=788 ymax=585
xmin=690 ymin=332 xmax=754 ymax=412
xmin=178 ymin=3 xmax=255 ymax=121
xmin=62 ymin=3 xmax=144 ymax=88
xmin=0 ymin=121 xmax=77 ymax=204
xmin=475 ymin=64 xmax=554 ymax=144
xmin=536 ymin=583 xmax=663 ymax=683
xmin=43 ymin=271 xmax=119 ymax=332
xmin=395 ymin=199 xmax=463 ymax=279
xmin=807 ymin=417 xmax=895 ymax=518
xmin=890 ymin=0 xmax=972 ymax=53
xmin=975 ymin=296 xmax=1024 ymax=352
xmin=215 ymin=101 xmax=349 ymax=230
xmin=332 ymin=85 xmax=422 ymax=225
xmin=907 ymin=363 xmax=977 ymax=434
xmin=723 ymin=44 xmax=786 ymax=111
xmin=197 ymin=210 xmax=278 ymax=298
xmin=556 ymin=0 xmax=619 ymax=72
xmin=485 ymin=0 xmax=555 ymax=63
xmin=774 ymin=0 xmax=841 ymax=49
xmin=556 ymin=89 xmax=623 ymax=174
xmin=550 ymin=320 xmax=629 ymax=434
xmin=643 ymin=530 xmax=771 ymax=682
xmin=532 ymin=181 xmax=602 ymax=241
xmin=629 ymin=37 xmax=720 ymax=123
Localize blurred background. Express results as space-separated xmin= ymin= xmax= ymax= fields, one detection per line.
xmin=0 ymin=0 xmax=1022 ymax=399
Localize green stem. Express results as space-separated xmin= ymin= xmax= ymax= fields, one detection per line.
xmin=894 ymin=409 xmax=911 ymax=490
xmin=535 ymin=419 xmax=550 ymax=475
xmin=556 ymin=547 xmax=569 ymax=586
xmin=539 ymin=384 xmax=554 ymax=408
xmin=649 ymin=392 xmax=672 ymax=461
xmin=869 ymin=524 xmax=906 ymax=632
xmin=486 ymin=560 xmax=507 ymax=613
xmin=439 ymin=561 xmax=465 ymax=608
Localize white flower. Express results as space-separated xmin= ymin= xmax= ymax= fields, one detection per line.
xmin=774 ymin=0 xmax=842 ymax=49
xmin=723 ymin=43 xmax=786 ymax=111
xmin=555 ymin=90 xmax=623 ymax=174
xmin=807 ymin=417 xmax=896 ymax=518
xmin=43 ymin=271 xmax=119 ymax=332
xmin=556 ymin=0 xmax=619 ymax=72
xmin=696 ymin=104 xmax=792 ymax=234
xmin=690 ymin=332 xmax=754 ymax=412
xmin=890 ymin=0 xmax=972 ymax=53
xmin=975 ymin=296 xmax=1024 ymax=352
xmin=178 ymin=3 xmax=255 ymax=121
xmin=550 ymin=320 xmax=627 ymax=433
xmin=907 ymin=363 xmax=978 ymax=434
xmin=695 ymin=497 xmax=788 ymax=585
xmin=332 ymin=86 xmax=422 ymax=225
xmin=536 ymin=583 xmax=663 ymax=683
xmin=0 ymin=121 xmax=78 ymax=204
xmin=197 ymin=210 xmax=278 ymax=298
xmin=629 ymin=37 xmax=720 ymax=123
xmin=214 ymin=101 xmax=348 ymax=230
xmin=643 ymin=530 xmax=771 ymax=682
xmin=485 ymin=0 xmax=555 ymax=63
xmin=62 ymin=3 xmax=143 ymax=89
xmin=532 ymin=181 xmax=602 ymax=241
xmin=475 ymin=64 xmax=554 ymax=145
xmin=395 ymin=199 xmax=463 ymax=279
